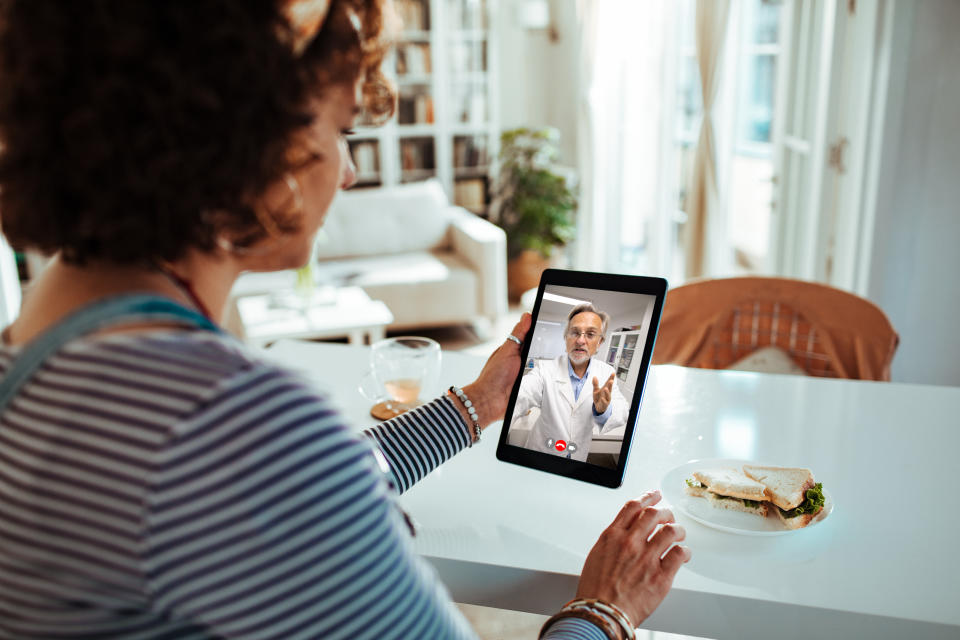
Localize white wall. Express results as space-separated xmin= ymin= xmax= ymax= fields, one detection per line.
xmin=528 ymin=320 xmax=564 ymax=359
xmin=867 ymin=0 xmax=960 ymax=387
xmin=497 ymin=0 xmax=580 ymax=162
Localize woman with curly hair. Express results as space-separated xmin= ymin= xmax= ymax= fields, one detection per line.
xmin=0 ymin=1 xmax=689 ymax=638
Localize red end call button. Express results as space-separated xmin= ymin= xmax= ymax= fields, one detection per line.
xmin=555 ymin=440 xmax=567 ymax=452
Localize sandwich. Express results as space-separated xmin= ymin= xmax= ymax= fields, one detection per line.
xmin=684 ymin=464 xmax=827 ymax=530
xmin=684 ymin=467 xmax=769 ymax=517
xmin=743 ymin=464 xmax=826 ymax=530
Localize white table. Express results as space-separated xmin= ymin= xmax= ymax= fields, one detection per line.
xmin=263 ymin=340 xmax=960 ymax=640
xmin=235 ymin=286 xmax=393 ymax=347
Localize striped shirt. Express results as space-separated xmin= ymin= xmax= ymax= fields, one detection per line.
xmin=0 ymin=330 xmax=606 ymax=639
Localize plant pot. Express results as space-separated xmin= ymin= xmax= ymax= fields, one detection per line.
xmin=507 ymin=249 xmax=552 ymax=301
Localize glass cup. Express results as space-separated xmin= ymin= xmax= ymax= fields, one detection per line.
xmin=359 ymin=336 xmax=441 ymax=419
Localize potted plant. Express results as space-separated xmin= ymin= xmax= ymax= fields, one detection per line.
xmin=489 ymin=127 xmax=578 ymax=300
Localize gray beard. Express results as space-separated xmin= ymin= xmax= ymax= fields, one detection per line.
xmin=569 ymin=351 xmax=590 ymax=366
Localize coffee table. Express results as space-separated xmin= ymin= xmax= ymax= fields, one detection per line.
xmin=234 ymin=285 xmax=393 ymax=347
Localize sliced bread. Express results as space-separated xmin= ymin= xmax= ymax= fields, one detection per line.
xmin=684 ymin=483 xmax=709 ymax=499
xmin=742 ymin=464 xmax=815 ymax=511
xmin=684 ymin=480 xmax=768 ymax=516
xmin=692 ymin=468 xmax=768 ymax=501
xmin=704 ymin=491 xmax=768 ymax=517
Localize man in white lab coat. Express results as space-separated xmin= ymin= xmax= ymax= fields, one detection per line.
xmin=516 ymin=303 xmax=628 ymax=462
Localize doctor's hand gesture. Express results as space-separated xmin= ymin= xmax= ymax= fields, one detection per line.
xmin=592 ymin=373 xmax=615 ymax=414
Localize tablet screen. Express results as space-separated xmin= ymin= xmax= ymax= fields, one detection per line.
xmin=496 ymin=269 xmax=666 ymax=488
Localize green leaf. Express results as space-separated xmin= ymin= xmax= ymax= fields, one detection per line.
xmin=780 ymin=483 xmax=825 ymax=518
xmin=489 ymin=127 xmax=578 ymax=258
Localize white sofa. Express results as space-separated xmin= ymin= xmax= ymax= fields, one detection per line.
xmin=231 ymin=179 xmax=507 ymax=333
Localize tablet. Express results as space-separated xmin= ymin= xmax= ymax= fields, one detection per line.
xmin=496 ymin=269 xmax=667 ymax=488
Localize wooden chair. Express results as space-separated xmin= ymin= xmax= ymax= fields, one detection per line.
xmin=653 ymin=277 xmax=899 ymax=380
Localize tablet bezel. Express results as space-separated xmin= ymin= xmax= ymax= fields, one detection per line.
xmin=495 ymin=269 xmax=667 ymax=488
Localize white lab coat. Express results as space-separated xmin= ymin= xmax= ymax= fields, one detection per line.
xmin=516 ymin=354 xmax=628 ymax=462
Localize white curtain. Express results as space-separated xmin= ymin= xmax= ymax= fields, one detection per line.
xmin=574 ymin=0 xmax=679 ymax=278
xmin=684 ymin=0 xmax=731 ymax=278
xmin=573 ymin=0 xmax=604 ymax=271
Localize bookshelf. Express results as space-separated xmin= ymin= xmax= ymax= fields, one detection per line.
xmin=348 ymin=0 xmax=499 ymax=214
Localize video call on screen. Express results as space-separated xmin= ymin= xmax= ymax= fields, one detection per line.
xmin=505 ymin=285 xmax=657 ymax=469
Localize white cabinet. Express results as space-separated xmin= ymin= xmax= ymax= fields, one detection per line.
xmin=602 ymin=330 xmax=645 ymax=403
xmin=348 ymin=0 xmax=499 ymax=215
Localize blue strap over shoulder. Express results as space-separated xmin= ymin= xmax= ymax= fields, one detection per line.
xmin=0 ymin=294 xmax=222 ymax=411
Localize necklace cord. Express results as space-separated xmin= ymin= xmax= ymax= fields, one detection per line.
xmin=155 ymin=266 xmax=214 ymax=321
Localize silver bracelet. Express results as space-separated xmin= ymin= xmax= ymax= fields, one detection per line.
xmin=449 ymin=385 xmax=481 ymax=446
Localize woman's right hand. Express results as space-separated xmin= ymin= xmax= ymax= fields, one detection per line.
xmin=575 ymin=490 xmax=691 ymax=626
xmin=459 ymin=313 xmax=532 ymax=427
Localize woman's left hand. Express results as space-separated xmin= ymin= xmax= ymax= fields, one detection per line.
xmin=461 ymin=313 xmax=532 ymax=427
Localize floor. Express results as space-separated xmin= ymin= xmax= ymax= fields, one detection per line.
xmin=384 ymin=307 xmax=526 ymax=357
xmin=392 ymin=308 xmax=712 ymax=640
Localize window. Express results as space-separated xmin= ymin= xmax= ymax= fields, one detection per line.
xmin=589 ymin=0 xmax=783 ymax=284
xmin=673 ymin=0 xmax=784 ymax=276
xmin=727 ymin=0 xmax=783 ymax=273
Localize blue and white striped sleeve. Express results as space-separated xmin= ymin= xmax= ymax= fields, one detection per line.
xmin=544 ymin=619 xmax=613 ymax=639
xmin=143 ymin=368 xmax=478 ymax=639
xmin=363 ymin=395 xmax=470 ymax=494
xmin=142 ymin=365 xmax=609 ymax=639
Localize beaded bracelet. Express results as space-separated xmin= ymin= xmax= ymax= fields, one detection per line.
xmin=563 ymin=598 xmax=635 ymax=640
xmin=538 ymin=606 xmax=621 ymax=640
xmin=449 ymin=385 xmax=481 ymax=445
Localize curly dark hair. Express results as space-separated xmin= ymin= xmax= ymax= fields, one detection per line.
xmin=0 ymin=0 xmax=395 ymax=265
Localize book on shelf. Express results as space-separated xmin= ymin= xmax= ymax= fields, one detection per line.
xmin=414 ymin=94 xmax=434 ymax=124
xmin=454 ymin=178 xmax=486 ymax=212
xmin=454 ymin=90 xmax=487 ymax=124
xmin=350 ymin=141 xmax=378 ymax=176
xmin=401 ymin=139 xmax=435 ymax=171
xmin=395 ymin=0 xmax=428 ymax=32
xmin=398 ymin=92 xmax=434 ymax=125
xmin=468 ymin=93 xmax=486 ymax=124
xmin=450 ymin=41 xmax=488 ymax=73
xmin=446 ymin=0 xmax=487 ymax=31
xmin=453 ymin=136 xmax=487 ymax=168
xmin=397 ymin=43 xmax=431 ymax=76
xmin=401 ymin=144 xmax=417 ymax=171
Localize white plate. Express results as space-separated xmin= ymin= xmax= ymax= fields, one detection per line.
xmin=660 ymin=458 xmax=833 ymax=536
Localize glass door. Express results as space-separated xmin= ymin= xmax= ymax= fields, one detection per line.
xmin=606 ymin=333 xmax=621 ymax=365
xmin=617 ymin=333 xmax=637 ymax=383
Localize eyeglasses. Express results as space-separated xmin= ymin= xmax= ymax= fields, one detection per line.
xmin=566 ymin=329 xmax=601 ymax=340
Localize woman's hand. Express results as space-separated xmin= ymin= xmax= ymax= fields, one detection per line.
xmin=575 ymin=490 xmax=691 ymax=626
xmin=460 ymin=313 xmax=532 ymax=427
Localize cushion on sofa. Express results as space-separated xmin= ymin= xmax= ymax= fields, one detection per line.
xmin=315 ymin=179 xmax=452 ymax=260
